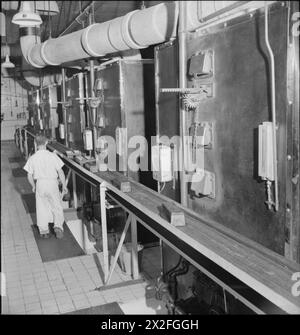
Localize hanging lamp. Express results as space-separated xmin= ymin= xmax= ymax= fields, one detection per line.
xmin=12 ymin=1 xmax=42 ymax=27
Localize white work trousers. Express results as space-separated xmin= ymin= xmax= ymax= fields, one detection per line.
xmin=36 ymin=179 xmax=64 ymax=234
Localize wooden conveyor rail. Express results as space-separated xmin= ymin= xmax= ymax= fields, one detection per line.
xmin=23 ymin=134 xmax=300 ymax=314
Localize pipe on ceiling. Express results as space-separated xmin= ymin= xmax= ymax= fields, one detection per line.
xmin=18 ymin=27 xmax=61 ymax=86
xmin=20 ymin=2 xmax=179 ymax=69
xmin=21 ymin=57 xmax=61 ymax=87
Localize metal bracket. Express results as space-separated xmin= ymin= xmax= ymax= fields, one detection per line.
xmin=75 ymin=96 xmax=101 ymax=108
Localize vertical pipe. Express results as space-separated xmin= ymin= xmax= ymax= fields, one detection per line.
xmin=61 ymin=67 xmax=68 ymax=146
xmin=178 ymin=1 xmax=188 ymax=207
xmin=24 ymin=129 xmax=28 ymax=159
xmin=88 ymin=12 xmax=98 ymax=158
xmin=100 ymin=183 xmax=109 ymax=283
xmin=20 ymin=129 xmax=23 ymax=154
xmin=90 ymin=58 xmax=98 ymax=157
xmin=154 ymin=47 xmax=165 ymax=277
xmin=131 ymin=215 xmax=139 ymax=279
xmin=84 ymin=73 xmax=90 ymax=127
xmin=72 ymin=171 xmax=78 ymax=208
xmin=264 ymin=1 xmax=279 ymax=211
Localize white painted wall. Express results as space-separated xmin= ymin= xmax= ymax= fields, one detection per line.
xmin=1 ymin=75 xmax=29 ymax=140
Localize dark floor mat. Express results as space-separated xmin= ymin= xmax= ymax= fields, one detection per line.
xmin=12 ymin=167 xmax=27 ymax=177
xmin=8 ymin=156 xmax=24 ymax=163
xmin=21 ymin=193 xmax=36 ymax=213
xmin=14 ymin=179 xmax=33 ymax=195
xmin=31 ymin=222 xmax=85 ymax=262
xmin=66 ymin=302 xmax=124 ymax=315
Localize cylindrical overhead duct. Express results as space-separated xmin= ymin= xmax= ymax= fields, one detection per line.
xmin=128 ymin=2 xmax=178 ymax=47
xmin=22 ymin=57 xmax=61 ymax=87
xmin=19 ymin=27 xmax=61 ymax=86
xmin=21 ymin=2 xmax=179 ymax=69
xmin=81 ymin=21 xmax=116 ymax=57
xmin=29 ymin=29 xmax=91 ymax=67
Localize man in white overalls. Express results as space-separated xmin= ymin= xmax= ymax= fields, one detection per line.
xmin=23 ymin=134 xmax=67 ymax=239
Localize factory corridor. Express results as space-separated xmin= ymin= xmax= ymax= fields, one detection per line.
xmin=1 ymin=141 xmax=165 ymax=315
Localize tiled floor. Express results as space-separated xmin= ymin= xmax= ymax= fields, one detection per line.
xmin=1 ymin=141 xmax=164 ymax=315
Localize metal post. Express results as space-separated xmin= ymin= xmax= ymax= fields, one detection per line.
xmin=61 ymin=67 xmax=68 ymax=146
xmin=106 ymin=213 xmax=132 ymax=285
xmin=100 ymin=183 xmax=109 ymax=283
xmin=264 ymin=2 xmax=279 ymax=211
xmin=24 ymin=129 xmax=28 ymax=159
xmin=131 ymin=215 xmax=139 ymax=279
xmin=178 ymin=1 xmax=188 ymax=207
xmin=72 ymin=171 xmax=78 ymax=208
xmin=88 ymin=11 xmax=98 ymax=158
xmin=20 ymin=129 xmax=24 ymax=154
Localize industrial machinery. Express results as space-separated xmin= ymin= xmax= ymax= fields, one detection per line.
xmin=40 ymin=84 xmax=60 ymax=140
xmin=64 ymin=72 xmax=86 ymax=150
xmin=13 ymin=1 xmax=299 ymax=315
xmin=91 ymin=59 xmax=154 ymax=181
xmin=154 ymin=1 xmax=300 ymax=314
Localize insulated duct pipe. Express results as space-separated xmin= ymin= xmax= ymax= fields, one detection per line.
xmin=1 ymin=43 xmax=59 ymax=87
xmin=21 ymin=57 xmax=61 ymax=87
xmin=19 ymin=26 xmax=61 ymax=86
xmin=20 ymin=2 xmax=179 ymax=68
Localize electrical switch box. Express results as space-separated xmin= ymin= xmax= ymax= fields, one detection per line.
xmin=83 ymin=129 xmax=93 ymax=151
xmin=188 ymin=50 xmax=213 ymax=78
xmin=190 ymin=168 xmax=215 ymax=198
xmin=258 ymin=121 xmax=275 ymax=181
xmin=152 ymin=144 xmax=173 ymax=182
xmin=68 ymin=132 xmax=74 ymax=143
xmin=59 ymin=123 xmax=65 ymax=139
xmin=97 ymin=115 xmax=105 ymax=128
xmin=189 ymin=122 xmax=213 ymax=149
xmin=38 ymin=119 xmax=43 ymax=130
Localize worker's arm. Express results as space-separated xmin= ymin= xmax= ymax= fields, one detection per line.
xmin=57 ymin=168 xmax=68 ymax=194
xmin=27 ymin=173 xmax=35 ymax=193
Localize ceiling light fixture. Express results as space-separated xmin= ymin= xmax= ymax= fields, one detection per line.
xmin=12 ymin=1 xmax=42 ymax=27
xmin=2 ymin=54 xmax=15 ymax=68
xmin=35 ymin=1 xmax=59 ymax=16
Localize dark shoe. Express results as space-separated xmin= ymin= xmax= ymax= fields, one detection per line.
xmin=41 ymin=233 xmax=50 ymax=239
xmin=54 ymin=227 xmax=64 ymax=239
